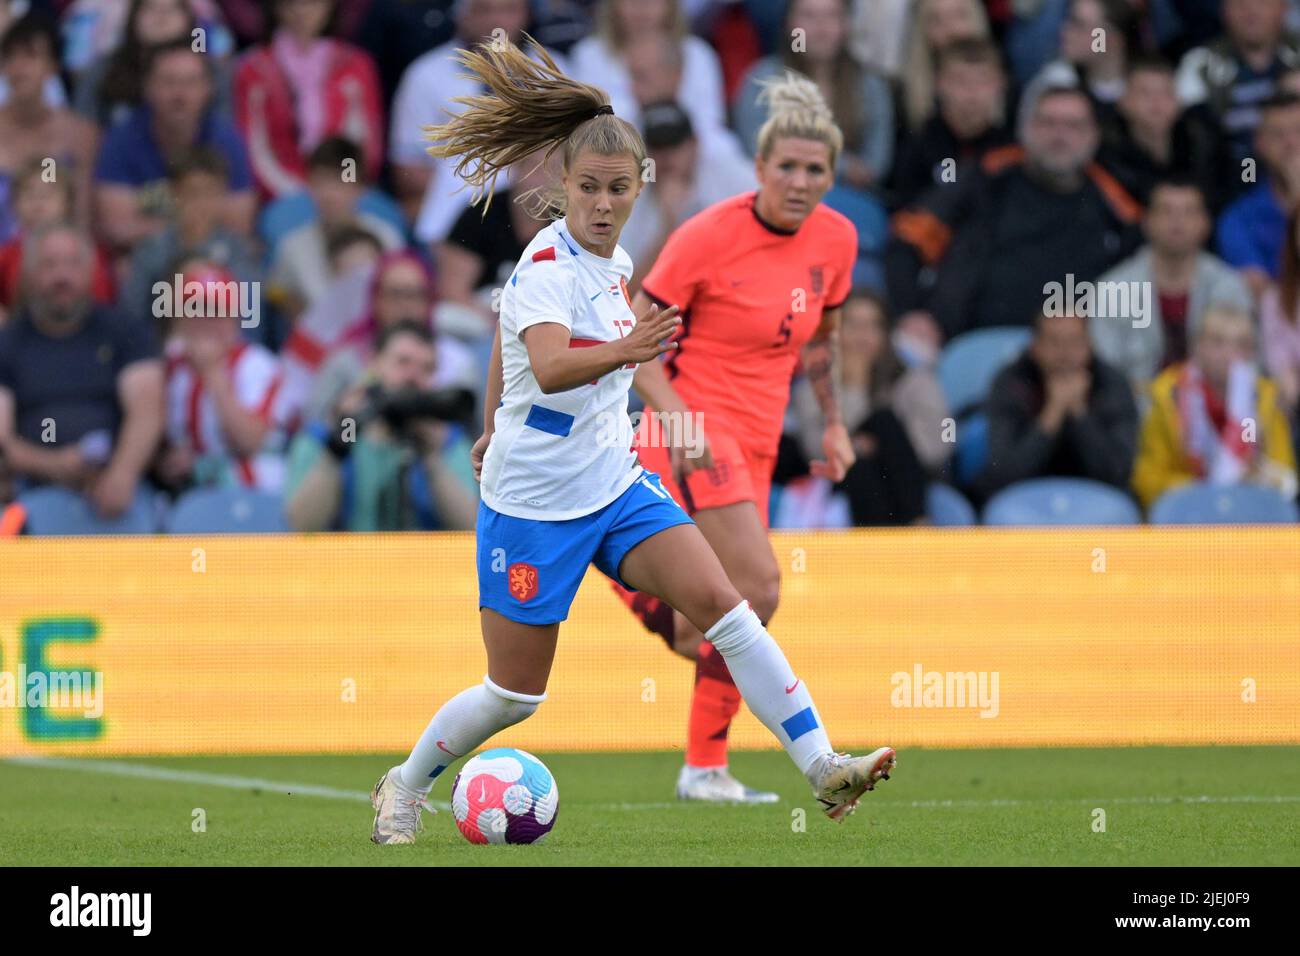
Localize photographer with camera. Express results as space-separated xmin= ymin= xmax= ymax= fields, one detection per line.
xmin=284 ymin=319 xmax=477 ymax=531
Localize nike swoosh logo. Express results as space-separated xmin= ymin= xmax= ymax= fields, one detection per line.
xmin=436 ymin=740 xmax=459 ymax=757
xmin=785 ymin=680 xmax=800 ymax=694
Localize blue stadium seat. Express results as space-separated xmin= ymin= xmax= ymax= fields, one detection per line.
xmin=166 ymin=487 xmax=289 ymax=534
xmin=938 ymin=327 xmax=1033 ymax=417
xmin=1149 ymin=482 xmax=1300 ymax=525
xmin=952 ymin=411 xmax=990 ymax=489
xmin=982 ymin=478 xmax=1141 ymax=526
xmin=18 ymin=485 xmax=158 ymax=535
xmin=926 ymin=482 xmax=977 ymax=526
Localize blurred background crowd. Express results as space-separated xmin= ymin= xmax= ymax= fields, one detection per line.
xmin=0 ymin=0 xmax=1297 ymax=534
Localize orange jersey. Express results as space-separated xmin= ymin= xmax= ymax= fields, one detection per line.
xmin=640 ymin=191 xmax=857 ymax=456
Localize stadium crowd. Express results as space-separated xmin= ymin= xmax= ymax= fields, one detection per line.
xmin=0 ymin=0 xmax=1297 ymax=532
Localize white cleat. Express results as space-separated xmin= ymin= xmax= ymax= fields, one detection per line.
xmin=812 ymin=748 xmax=897 ymax=823
xmin=370 ymin=766 xmax=433 ymax=845
xmin=676 ymin=765 xmax=780 ymax=804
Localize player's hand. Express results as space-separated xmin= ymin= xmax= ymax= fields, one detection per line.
xmin=470 ymin=431 xmax=491 ymax=483
xmin=810 ymin=423 xmax=854 ymax=483
xmin=621 ymin=303 xmax=681 ymax=364
xmin=670 ymin=432 xmax=713 ymax=484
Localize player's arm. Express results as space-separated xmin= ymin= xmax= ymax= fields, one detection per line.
xmin=802 ymin=306 xmax=854 ymax=481
xmin=522 ymin=302 xmax=680 ymax=395
xmin=469 ymin=323 xmax=505 ymax=482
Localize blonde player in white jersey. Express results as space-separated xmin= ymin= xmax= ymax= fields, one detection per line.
xmin=371 ymin=38 xmax=896 ymax=845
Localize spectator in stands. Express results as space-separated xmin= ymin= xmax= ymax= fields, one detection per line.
xmin=1216 ymin=92 xmax=1300 ymax=299
xmin=899 ymin=0 xmax=992 ymax=134
xmin=389 ymin=0 xmax=538 ymax=239
xmin=734 ymin=0 xmax=893 ymax=193
xmin=123 ymin=147 xmax=260 ymax=330
xmin=890 ymin=37 xmax=1011 ymax=210
xmin=267 ymin=137 xmax=403 ymax=321
xmin=284 ymin=319 xmax=477 ymax=531
xmin=1018 ymin=0 xmax=1143 ymax=132
xmin=232 ymin=0 xmax=385 ymax=199
xmin=156 ymin=259 xmax=290 ymax=494
xmin=1090 ymin=179 xmax=1252 ymax=395
xmin=94 ymin=38 xmax=255 ymax=253
xmin=976 ymin=308 xmax=1138 ymax=501
xmin=307 ymin=250 xmax=477 ymax=423
xmin=1260 ymin=209 xmax=1300 ymax=429
xmin=887 ymin=86 xmax=1142 ymax=341
xmin=75 ymin=0 xmax=235 ymax=129
xmin=1176 ymin=0 xmax=1300 ymax=167
xmin=60 ymin=0 xmax=233 ymax=77
xmin=0 ymin=159 xmax=116 ymax=321
xmin=1099 ymin=56 xmax=1229 ymax=208
xmin=437 ymin=152 xmax=552 ymax=330
xmin=570 ymin=0 xmax=726 ymax=147
xmin=354 ymin=0 xmax=458 ymax=108
xmin=619 ymin=99 xmax=756 ymax=281
xmin=1132 ymin=303 xmax=1297 ymax=508
xmin=0 ymin=224 xmax=164 ymax=517
xmin=790 ymin=288 xmax=951 ymax=525
xmin=0 ymin=13 xmax=98 ymax=243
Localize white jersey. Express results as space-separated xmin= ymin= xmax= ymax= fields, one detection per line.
xmin=165 ymin=340 xmax=291 ymax=493
xmin=481 ymin=218 xmax=642 ymax=520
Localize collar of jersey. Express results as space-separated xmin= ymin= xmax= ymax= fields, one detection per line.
xmin=556 ymin=218 xmax=617 ymax=265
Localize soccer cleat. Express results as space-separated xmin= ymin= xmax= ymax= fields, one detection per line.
xmin=370 ymin=766 xmax=433 ymax=845
xmin=812 ymin=748 xmax=897 ymax=822
xmin=676 ymin=765 xmax=780 ymax=804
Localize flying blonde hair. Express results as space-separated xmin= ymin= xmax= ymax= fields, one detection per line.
xmin=425 ymin=36 xmax=646 ymax=219
xmin=755 ymin=70 xmax=844 ymax=167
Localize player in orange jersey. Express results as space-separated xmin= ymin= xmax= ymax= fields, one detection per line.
xmin=615 ymin=72 xmax=860 ymax=802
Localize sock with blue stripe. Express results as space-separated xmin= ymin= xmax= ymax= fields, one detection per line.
xmin=704 ymin=601 xmax=833 ymax=782
xmin=398 ymin=676 xmax=545 ymax=793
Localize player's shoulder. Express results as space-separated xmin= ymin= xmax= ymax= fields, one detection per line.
xmin=807 ymin=202 xmax=858 ymax=246
xmin=515 ymin=221 xmax=581 ymax=277
xmin=673 ymin=191 xmax=759 ymax=244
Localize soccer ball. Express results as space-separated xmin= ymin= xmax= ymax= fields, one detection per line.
xmin=451 ymin=748 xmax=558 ymax=844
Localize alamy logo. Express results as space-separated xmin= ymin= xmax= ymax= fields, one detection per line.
xmin=0 ymin=668 xmax=102 ymax=718
xmin=152 ymin=273 xmax=261 ymax=328
xmin=1043 ymin=274 xmax=1151 ymax=328
xmin=890 ymin=664 xmax=1000 ymax=718
xmin=50 ymin=886 xmax=151 ymax=936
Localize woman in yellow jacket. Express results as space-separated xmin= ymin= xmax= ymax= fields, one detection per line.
xmin=1133 ymin=305 xmax=1298 ymax=510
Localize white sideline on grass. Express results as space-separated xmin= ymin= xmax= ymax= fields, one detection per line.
xmin=6 ymin=756 xmax=1300 ymax=812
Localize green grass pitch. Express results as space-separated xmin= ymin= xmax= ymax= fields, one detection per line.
xmin=3 ymin=746 xmax=1297 ymax=866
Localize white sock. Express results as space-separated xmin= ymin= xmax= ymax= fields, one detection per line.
xmin=704 ymin=602 xmax=833 ymax=779
xmin=398 ymin=676 xmax=545 ymax=792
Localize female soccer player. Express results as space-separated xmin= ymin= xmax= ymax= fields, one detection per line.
xmin=370 ymin=40 xmax=895 ymax=845
xmin=616 ymin=74 xmax=861 ymax=804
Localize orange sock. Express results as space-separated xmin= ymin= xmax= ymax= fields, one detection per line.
xmin=687 ymin=640 xmax=741 ymax=767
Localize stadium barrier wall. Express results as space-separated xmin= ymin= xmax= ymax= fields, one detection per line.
xmin=1 ymin=529 xmax=1296 ymax=756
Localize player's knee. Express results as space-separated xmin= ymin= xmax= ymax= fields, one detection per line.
xmin=483 ymin=675 xmax=545 ymax=724
xmin=700 ymin=581 xmax=745 ymax=631
xmin=743 ymin=568 xmax=781 ymax=624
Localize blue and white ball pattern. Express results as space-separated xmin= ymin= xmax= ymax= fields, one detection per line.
xmin=451 ymin=748 xmax=558 ymax=844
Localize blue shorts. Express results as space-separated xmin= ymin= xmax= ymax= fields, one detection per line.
xmin=477 ymin=470 xmax=694 ymax=625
